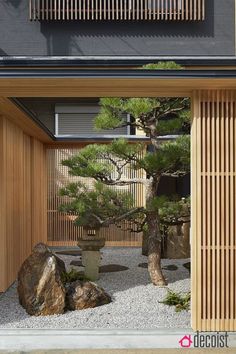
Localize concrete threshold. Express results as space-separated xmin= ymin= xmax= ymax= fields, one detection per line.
xmin=0 ymin=329 xmax=236 ymax=351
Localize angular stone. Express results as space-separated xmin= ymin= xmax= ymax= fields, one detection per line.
xmin=17 ymin=243 xmax=66 ymax=316
xmin=56 ymin=250 xmax=82 ymax=257
xmin=70 ymin=260 xmax=84 ymax=267
xmin=66 ymin=280 xmax=111 ymax=311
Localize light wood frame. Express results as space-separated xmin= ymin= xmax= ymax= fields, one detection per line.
xmin=191 ymin=90 xmax=236 ymax=331
xmin=0 ymin=77 xmax=236 ymax=331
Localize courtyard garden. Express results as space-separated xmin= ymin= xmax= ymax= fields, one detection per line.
xmin=0 ymin=247 xmax=190 ymax=329
xmin=0 ymin=62 xmax=191 ymax=330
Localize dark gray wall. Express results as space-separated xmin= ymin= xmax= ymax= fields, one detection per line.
xmin=0 ymin=0 xmax=235 ymax=56
xmin=18 ymin=98 xmax=100 ymax=133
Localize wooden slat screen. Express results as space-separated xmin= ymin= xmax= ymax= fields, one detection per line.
xmin=192 ymin=90 xmax=236 ymax=331
xmin=29 ymin=0 xmax=205 ymax=21
xmin=0 ymin=116 xmax=47 ymax=292
xmin=47 ymin=147 xmax=145 ymax=247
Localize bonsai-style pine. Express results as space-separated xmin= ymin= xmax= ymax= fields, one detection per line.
xmin=60 ymin=178 xmax=143 ymax=230
xmin=60 ymin=62 xmax=190 ymax=286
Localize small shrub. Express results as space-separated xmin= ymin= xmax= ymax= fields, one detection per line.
xmin=61 ymin=268 xmax=86 ymax=284
xmin=160 ymin=289 xmax=190 ymax=312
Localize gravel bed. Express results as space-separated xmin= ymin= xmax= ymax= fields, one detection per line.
xmin=0 ymin=248 xmax=190 ymax=329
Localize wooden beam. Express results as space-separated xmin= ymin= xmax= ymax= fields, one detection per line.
xmin=1 ymin=77 xmax=236 ymax=98
xmin=0 ymin=97 xmax=53 ymax=143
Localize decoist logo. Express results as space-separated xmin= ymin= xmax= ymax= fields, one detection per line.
xmin=179 ymin=331 xmax=229 ymax=348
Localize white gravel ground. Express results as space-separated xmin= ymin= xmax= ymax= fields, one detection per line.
xmin=0 ymin=247 xmax=190 ymax=329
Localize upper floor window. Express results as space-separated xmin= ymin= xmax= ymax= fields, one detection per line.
xmin=55 ymin=104 xmax=137 ymax=138
xmin=29 ymin=0 xmax=205 ymax=21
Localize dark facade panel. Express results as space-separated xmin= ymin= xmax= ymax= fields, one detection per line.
xmin=17 ymin=97 xmax=105 ymax=134
xmin=0 ymin=0 xmax=234 ymax=56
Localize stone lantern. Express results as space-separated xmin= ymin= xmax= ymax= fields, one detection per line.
xmin=77 ymin=227 xmax=105 ymax=281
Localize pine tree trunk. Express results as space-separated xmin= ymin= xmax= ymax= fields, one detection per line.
xmin=146 ymin=179 xmax=167 ymax=286
xmin=146 ymin=212 xmax=167 ymax=286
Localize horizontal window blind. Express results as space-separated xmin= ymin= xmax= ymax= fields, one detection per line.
xmin=55 ymin=105 xmax=128 ymax=136
xmin=57 ymin=113 xmax=128 ymax=136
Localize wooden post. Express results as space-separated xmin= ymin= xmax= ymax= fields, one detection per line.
xmin=192 ymin=90 xmax=236 ymax=331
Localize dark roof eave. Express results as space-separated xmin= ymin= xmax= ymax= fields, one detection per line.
xmin=2 ymin=68 xmax=236 ymax=78
xmin=1 ymin=56 xmax=236 ymax=67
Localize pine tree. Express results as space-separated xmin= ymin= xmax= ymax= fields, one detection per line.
xmin=60 ymin=62 xmax=190 ymax=286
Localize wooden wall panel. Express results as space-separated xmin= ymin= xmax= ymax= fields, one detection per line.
xmin=0 ymin=117 xmax=7 ymax=291
xmin=192 ymin=90 xmax=236 ymax=331
xmin=47 ymin=147 xmax=144 ymax=247
xmin=0 ymin=117 xmax=47 ymax=292
xmin=0 ymin=117 xmax=31 ymax=292
xmin=29 ymin=0 xmax=205 ymax=21
xmin=31 ymin=139 xmax=47 ymax=247
xmin=22 ymin=135 xmax=33 ymax=264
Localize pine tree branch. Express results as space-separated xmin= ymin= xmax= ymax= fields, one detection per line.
xmin=101 ymin=178 xmax=146 ymax=186
xmin=162 ymin=171 xmax=189 ymax=178
xmin=117 ymin=217 xmax=147 ymax=233
xmin=103 ymin=207 xmax=144 ymax=226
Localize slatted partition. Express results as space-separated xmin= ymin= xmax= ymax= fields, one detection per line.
xmin=0 ymin=116 xmax=47 ymax=292
xmin=29 ymin=0 xmax=205 ymax=21
xmin=47 ymin=147 xmax=145 ymax=247
xmin=192 ymin=90 xmax=236 ymax=331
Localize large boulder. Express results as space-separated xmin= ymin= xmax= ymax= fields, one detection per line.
xmin=17 ymin=243 xmax=66 ymax=316
xmin=66 ymin=280 xmax=111 ymax=311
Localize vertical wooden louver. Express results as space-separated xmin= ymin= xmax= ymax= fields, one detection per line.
xmin=47 ymin=147 xmax=145 ymax=247
xmin=192 ymin=90 xmax=236 ymax=331
xmin=29 ymin=0 xmax=205 ymax=21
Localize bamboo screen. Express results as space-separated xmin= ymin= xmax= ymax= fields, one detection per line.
xmin=47 ymin=147 xmax=145 ymax=247
xmin=192 ymin=90 xmax=236 ymax=331
xmin=29 ymin=0 xmax=205 ymax=21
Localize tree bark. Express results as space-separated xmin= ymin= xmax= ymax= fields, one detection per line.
xmin=146 ymin=179 xmax=167 ymax=286
xmin=147 ymin=212 xmax=167 ymax=286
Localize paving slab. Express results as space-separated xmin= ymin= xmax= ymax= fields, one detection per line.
xmin=0 ymin=349 xmax=235 ymax=354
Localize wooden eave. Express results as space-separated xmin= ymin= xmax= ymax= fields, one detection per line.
xmin=1 ymin=69 xmax=236 ymax=98
xmin=1 ymin=68 xmax=236 ymax=141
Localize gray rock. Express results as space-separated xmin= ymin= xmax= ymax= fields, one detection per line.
xmin=17 ymin=243 xmax=66 ymax=316
xmin=66 ymin=280 xmax=111 ymax=311
xmin=56 ymin=250 xmax=82 ymax=257
xmin=70 ymin=260 xmax=84 ymax=267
